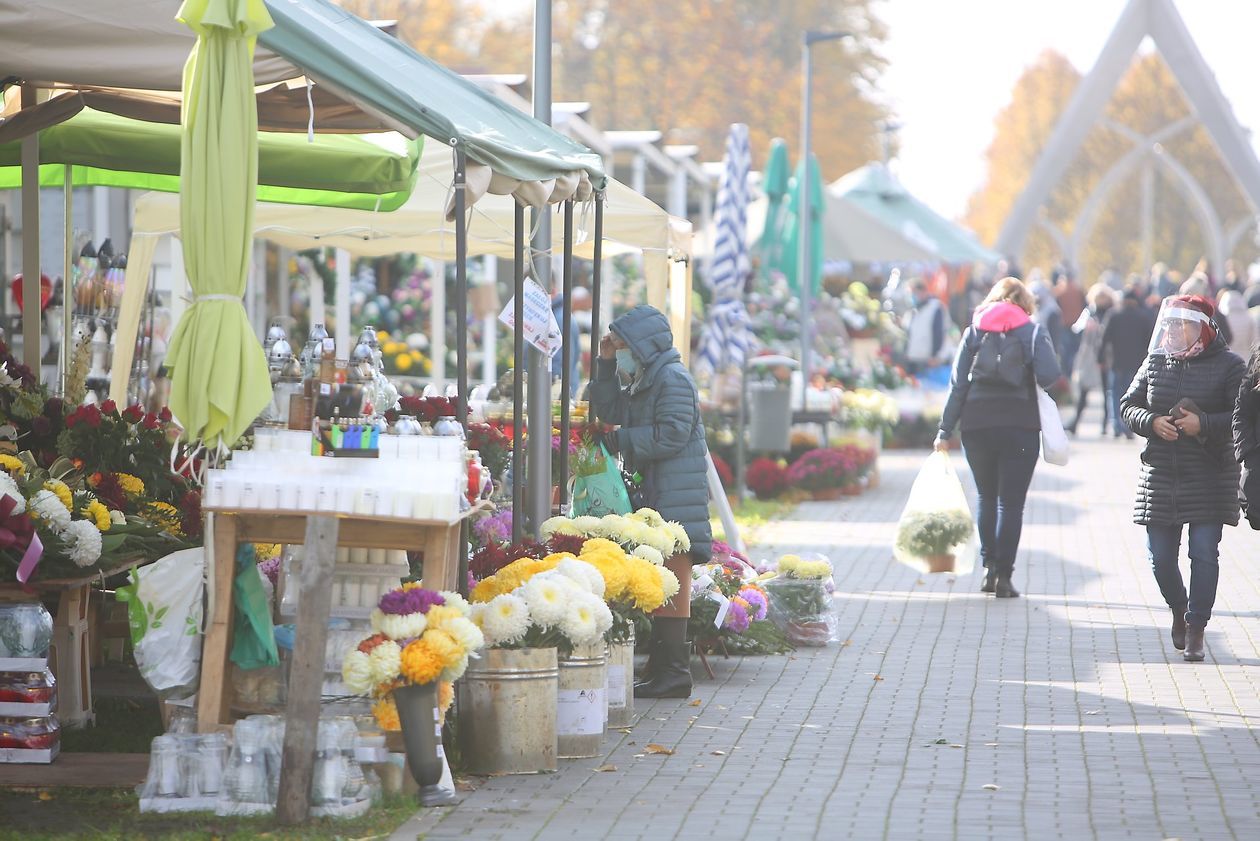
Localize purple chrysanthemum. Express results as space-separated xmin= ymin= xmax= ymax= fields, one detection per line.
xmin=739 ymin=587 xmax=769 ymax=621
xmin=256 ymin=556 xmax=281 ymax=588
xmin=378 ymin=586 xmax=446 ymax=616
xmin=723 ymin=600 xmax=750 ymax=634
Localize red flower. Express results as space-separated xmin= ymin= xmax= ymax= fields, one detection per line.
xmin=91 ymin=472 xmax=127 ymax=510
xmin=122 ymin=405 xmax=145 ymax=423
xmin=711 ymin=455 xmax=734 ymax=489
xmin=84 ymin=411 xmax=102 ymax=429
xmin=179 ymin=489 xmax=203 ymax=539
xmin=100 ymin=399 xmax=117 ymax=415
xmin=159 ymin=407 xmax=173 ymax=423
xmin=142 ymin=415 xmax=160 ymax=431
xmin=746 ymin=458 xmax=789 ymax=500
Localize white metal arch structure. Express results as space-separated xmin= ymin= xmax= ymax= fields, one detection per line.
xmin=996 ymin=0 xmax=1260 ymax=260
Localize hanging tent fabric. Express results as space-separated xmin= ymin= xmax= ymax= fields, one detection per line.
xmin=830 ymin=163 xmax=1000 ymax=265
xmin=757 ymin=139 xmax=791 ymax=282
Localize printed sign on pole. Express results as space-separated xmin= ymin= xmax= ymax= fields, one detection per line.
xmin=499 ymin=278 xmax=563 ymax=358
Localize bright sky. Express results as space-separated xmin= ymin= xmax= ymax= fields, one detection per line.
xmin=878 ymin=0 xmax=1260 ymax=222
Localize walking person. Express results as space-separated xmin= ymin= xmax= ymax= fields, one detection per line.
xmin=1066 ymin=284 xmax=1116 ymax=436
xmin=902 ymin=276 xmax=948 ymax=375
xmin=1217 ymin=289 xmax=1254 ymax=359
xmin=1121 ymin=295 xmax=1244 ymax=662
xmin=590 ymin=304 xmax=712 ymax=698
xmin=1054 ymin=269 xmax=1088 ymax=376
xmin=934 ymin=277 xmax=1062 ymax=598
xmin=1101 ymin=287 xmax=1156 ymax=439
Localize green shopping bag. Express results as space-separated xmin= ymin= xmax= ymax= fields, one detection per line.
xmin=571 ymin=442 xmax=633 ymax=517
xmin=230 ymin=544 xmax=279 ymax=670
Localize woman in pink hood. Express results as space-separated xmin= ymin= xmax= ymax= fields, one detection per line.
xmin=935 ymin=278 xmax=1062 ymax=597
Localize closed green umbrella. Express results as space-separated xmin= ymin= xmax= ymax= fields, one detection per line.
xmin=757 ymin=138 xmax=791 ymax=280
xmin=781 ymin=154 xmax=824 ymax=295
xmin=167 ymin=0 xmax=274 ymax=451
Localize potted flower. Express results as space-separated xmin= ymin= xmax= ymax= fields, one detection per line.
xmin=894 ymin=508 xmax=974 ymax=573
xmin=340 ymin=584 xmax=482 ymax=806
xmin=786 ymin=448 xmax=855 ymax=500
xmin=763 ymin=554 xmax=837 ymax=646
xmin=745 ymin=458 xmax=789 ymax=500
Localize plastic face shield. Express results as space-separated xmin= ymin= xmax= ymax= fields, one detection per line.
xmin=1149 ymin=299 xmax=1211 ymax=356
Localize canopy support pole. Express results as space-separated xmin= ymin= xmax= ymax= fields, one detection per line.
xmin=60 ymin=166 xmax=73 ymax=396
xmin=430 ymin=260 xmax=446 ymax=392
xmin=558 ymin=199 xmax=574 ymax=509
xmin=454 ymin=149 xmax=469 ymax=428
xmin=527 ymin=0 xmax=554 ymax=538
xmin=512 ymin=203 xmax=525 ymax=546
xmin=20 ymin=84 xmax=40 ymax=374
xmin=588 ymin=193 xmax=604 ymax=377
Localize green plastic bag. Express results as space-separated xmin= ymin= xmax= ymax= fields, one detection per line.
xmin=571 ymin=442 xmax=633 ymax=517
xmin=230 ymin=544 xmax=279 ymax=670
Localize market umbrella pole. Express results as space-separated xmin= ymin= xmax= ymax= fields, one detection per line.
xmin=558 ymin=199 xmax=574 ymax=508
xmin=20 ymin=85 xmax=39 ymax=373
xmin=60 ymin=166 xmax=73 ymax=395
xmin=526 ymin=0 xmax=553 ymax=538
xmin=512 ymin=203 xmax=525 ymax=546
xmin=453 ymin=147 xmax=470 ymax=596
xmin=587 ymin=194 xmax=604 ymax=376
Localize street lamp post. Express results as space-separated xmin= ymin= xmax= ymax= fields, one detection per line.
xmin=799 ymin=30 xmax=851 ymax=407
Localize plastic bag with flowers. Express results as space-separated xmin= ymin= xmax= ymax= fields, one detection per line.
xmin=340 ymin=584 xmax=483 ymax=731
xmin=689 ymin=562 xmax=789 ymax=655
xmin=763 ymin=553 xmax=839 ymax=646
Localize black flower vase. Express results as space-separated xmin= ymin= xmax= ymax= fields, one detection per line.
xmin=393 ymin=682 xmax=458 ymax=806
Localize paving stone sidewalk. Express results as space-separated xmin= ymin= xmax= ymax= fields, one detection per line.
xmin=393 ymin=433 xmax=1260 ymax=841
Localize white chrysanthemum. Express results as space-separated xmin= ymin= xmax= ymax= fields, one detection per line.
xmin=665 ymin=521 xmax=690 ymax=553
xmin=438 ymin=591 xmax=471 ymax=616
xmin=370 ymin=608 xmax=427 ymax=641
xmin=558 ymin=594 xmax=602 ymax=646
xmin=482 ymin=594 xmax=531 ymax=646
xmin=629 ymin=507 xmax=665 ymax=528
xmin=571 ymin=515 xmax=602 ymax=536
xmin=658 ymin=565 xmax=681 ymax=602
xmin=441 ymin=653 xmax=470 ymax=682
xmin=0 ymin=473 xmax=23 ymax=514
xmin=30 ymin=489 xmax=71 ymax=532
xmin=368 ymin=639 xmax=402 ymax=684
xmin=631 ymin=544 xmax=664 ymax=566
xmin=646 ymin=527 xmax=677 ymax=556
xmin=521 ymin=575 xmax=572 ymax=628
xmin=446 ymin=616 xmax=485 ymax=654
xmin=598 ymin=514 xmax=628 ymax=539
xmin=540 ymin=516 xmax=580 ymax=539
xmin=63 ymin=518 xmax=102 ymax=567
xmin=341 ymin=650 xmax=374 ymax=694
xmin=556 ymin=558 xmax=605 ymax=598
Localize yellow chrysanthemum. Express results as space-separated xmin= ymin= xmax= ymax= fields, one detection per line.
xmin=424 ymin=605 xmax=463 ymax=633
xmin=438 ymin=681 xmax=455 ymax=724
xmin=147 ymin=501 xmax=182 ymax=536
xmin=43 ymin=480 xmax=72 ymax=511
xmin=399 ymin=639 xmax=444 ymax=684
xmin=626 ymin=564 xmax=667 ymax=612
xmin=115 ymin=473 xmax=145 ymax=496
xmin=422 ymin=628 xmax=464 ymax=665
xmin=371 ymin=696 xmax=401 ymax=731
xmin=84 ymin=500 xmax=111 ymax=532
xmin=401 ymin=581 xmax=424 ymax=591
xmin=254 ymin=543 xmax=281 ymax=562
xmin=0 ymin=454 xmax=25 ymax=475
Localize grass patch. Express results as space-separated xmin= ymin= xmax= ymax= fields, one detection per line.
xmin=711 ymin=495 xmax=800 ymax=544
xmin=0 ymin=787 xmax=420 ymax=840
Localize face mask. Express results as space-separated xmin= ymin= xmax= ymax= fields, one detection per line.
xmin=615 ymin=348 xmax=639 ymax=377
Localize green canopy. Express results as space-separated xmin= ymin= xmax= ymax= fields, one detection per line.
xmin=164 ymin=0 xmax=273 ymax=452
xmin=0 ymin=106 xmax=419 ymax=211
xmin=258 ymin=0 xmax=607 ymax=189
xmin=757 ymin=138 xmax=791 ymax=281
xmin=831 ymin=163 xmax=1000 ymax=265
xmin=781 ymin=154 xmax=825 ymax=295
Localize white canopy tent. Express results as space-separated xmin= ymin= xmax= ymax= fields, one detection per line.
xmin=111 ymin=140 xmax=692 ymax=399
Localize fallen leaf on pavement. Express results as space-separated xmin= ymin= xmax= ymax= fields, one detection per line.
xmin=982 ymin=784 xmax=1001 ymax=791
xmin=711 ymin=750 xmax=726 ymax=756
xmin=688 ymin=699 xmax=702 ymax=707
xmin=873 ymin=674 xmax=884 ymax=681
xmin=37 ymin=791 xmax=52 ymax=802
xmin=595 ymin=764 xmax=617 ymax=772
xmin=645 ymin=744 xmax=675 ymax=755
xmin=842 ymin=639 xmax=853 ymax=647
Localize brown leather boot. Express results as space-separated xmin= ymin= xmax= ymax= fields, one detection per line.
xmin=1170 ymin=607 xmax=1187 ymax=651
xmin=1183 ymin=624 xmax=1205 ymax=662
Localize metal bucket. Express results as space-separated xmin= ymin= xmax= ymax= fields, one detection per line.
xmin=557 ymin=641 xmax=607 ymax=759
xmin=459 ymin=647 xmax=558 ymax=775
xmin=606 ymin=629 xmax=635 ymax=728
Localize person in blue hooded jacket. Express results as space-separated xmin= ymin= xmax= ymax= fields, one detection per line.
xmin=935 ymin=277 xmax=1062 ymax=598
xmin=591 ymin=305 xmax=712 ymax=699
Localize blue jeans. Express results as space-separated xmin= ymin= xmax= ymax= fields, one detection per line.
xmin=1146 ymin=523 xmax=1223 ymax=627
xmin=961 ymin=427 xmax=1040 ymax=575
xmin=1111 ymin=365 xmax=1139 ymax=436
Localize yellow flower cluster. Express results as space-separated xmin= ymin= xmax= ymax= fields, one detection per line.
xmin=471 ymin=555 xmax=563 ymax=602
xmin=778 ymin=554 xmax=833 ymax=580
xmin=84 ymin=499 xmax=111 ymax=532
xmin=399 ymin=637 xmax=445 ymax=684
xmin=254 ymin=543 xmax=282 ymax=562
xmin=148 ymin=501 xmax=183 ymax=536
xmin=0 ymin=454 xmax=24 ymax=474
xmin=578 ymin=538 xmax=669 ymax=612
xmin=371 ymin=696 xmax=401 ymax=731
xmin=43 ymin=480 xmax=72 ymax=511
xmin=115 ymin=473 xmax=145 ymax=497
xmin=438 ymin=680 xmax=455 ymax=723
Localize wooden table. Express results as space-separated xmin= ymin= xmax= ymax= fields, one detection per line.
xmin=0 ymin=557 xmax=146 ymax=729
xmin=196 ymin=503 xmax=475 ymax=824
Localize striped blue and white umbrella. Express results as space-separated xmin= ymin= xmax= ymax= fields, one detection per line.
xmin=697 ymin=123 xmax=752 ymax=377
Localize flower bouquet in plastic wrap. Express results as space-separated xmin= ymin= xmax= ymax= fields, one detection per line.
xmin=763 ymin=553 xmax=839 ymax=646
xmin=689 ymin=561 xmax=790 ymax=655
xmin=892 ymin=452 xmax=977 ymax=574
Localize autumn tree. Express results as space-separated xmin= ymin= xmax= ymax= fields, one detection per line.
xmin=967 ymin=49 xmax=1258 ymax=282
xmin=336 ymin=0 xmax=892 ymax=182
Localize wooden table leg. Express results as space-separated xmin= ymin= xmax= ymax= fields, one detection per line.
xmin=277 ymin=514 xmax=340 ymax=826
xmin=197 ymin=513 xmax=239 ymax=734
xmin=421 ymin=523 xmax=458 ymax=592
xmin=51 ymin=584 xmax=94 ymax=728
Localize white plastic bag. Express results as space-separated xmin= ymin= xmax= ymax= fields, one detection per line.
xmin=1036 ymin=388 xmax=1070 ymax=465
xmin=892 ymin=452 xmax=978 ymax=575
xmin=116 ymin=547 xmax=205 ymax=700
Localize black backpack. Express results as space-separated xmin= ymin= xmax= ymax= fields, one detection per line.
xmin=969 ymin=328 xmax=1029 ymax=388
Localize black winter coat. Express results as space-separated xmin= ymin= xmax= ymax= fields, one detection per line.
xmin=590 ymin=306 xmax=713 ymax=562
xmin=1121 ymin=336 xmax=1245 ymax=526
xmin=1231 ymin=371 xmax=1260 ymax=529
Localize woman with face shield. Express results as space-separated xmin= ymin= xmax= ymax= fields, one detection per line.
xmin=1121 ymin=295 xmax=1245 ymax=662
